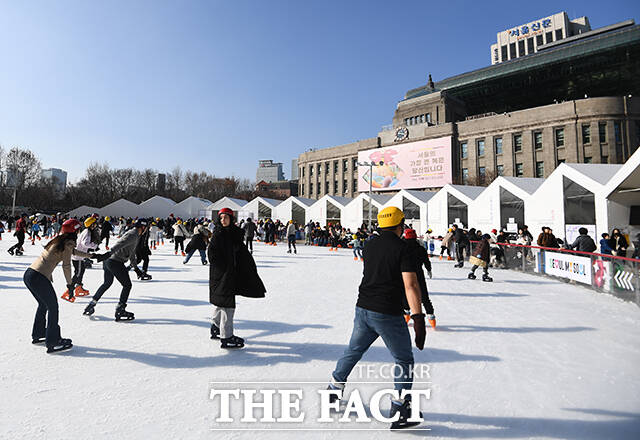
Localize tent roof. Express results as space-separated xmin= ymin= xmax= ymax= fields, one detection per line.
xmin=367 ymin=194 xmax=392 ymax=205
xmin=102 ymin=198 xmax=139 ymax=209
xmin=402 ymin=189 xmax=437 ymax=203
xmin=224 ymin=197 xmax=248 ymax=206
xmin=499 ymin=177 xmax=545 ymax=194
xmin=290 ymin=196 xmax=316 ymax=207
xmin=448 ymin=185 xmax=485 ymax=200
xmin=175 ymin=196 xmax=212 ymax=207
xmin=325 ymin=195 xmax=353 ymax=207
xmin=139 ymin=195 xmax=176 ymax=206
xmin=563 ymin=163 xmax=623 ymax=185
xmin=255 ymin=197 xmax=283 ymax=207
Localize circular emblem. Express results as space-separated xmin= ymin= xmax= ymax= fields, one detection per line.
xmin=395 ymin=126 xmax=409 ymax=142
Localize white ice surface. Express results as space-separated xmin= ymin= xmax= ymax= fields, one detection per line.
xmin=1 ymin=236 xmax=639 ymax=439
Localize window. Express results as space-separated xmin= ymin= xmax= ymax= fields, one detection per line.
xmin=325 ymin=162 xmax=329 ymax=174
xmin=527 ymin=37 xmax=534 ymax=54
xmin=301 ymin=183 xmax=305 ymax=194
xmin=419 ymin=114 xmax=425 ymax=124
xmin=334 ymin=180 xmax=338 ymax=193
xmin=477 ymin=139 xmax=485 ymax=157
xmin=325 ymin=182 xmax=329 ymax=194
xmin=333 ymin=161 xmax=338 ymax=174
xmin=343 ymin=179 xmax=348 ymax=193
xmin=309 ymin=183 xmax=313 ymax=195
xmin=501 ymin=45 xmax=507 ymax=62
xmin=404 ymin=118 xmax=409 ymax=126
xmin=310 ymin=165 xmax=314 ymax=176
xmin=513 ymin=133 xmax=522 ymax=152
xmin=462 ymin=168 xmax=469 ymax=184
xmin=535 ymin=161 xmax=544 ymax=178
xmin=426 ymin=113 xmax=432 ymax=123
xmin=582 ymin=125 xmax=591 ymax=144
xmin=555 ymin=29 xmax=563 ymax=41
xmin=614 ymin=121 xmax=622 ymax=144
xmin=461 ymin=141 xmax=468 ymax=159
xmin=317 ymin=164 xmax=321 ymax=175
xmin=497 ymin=164 xmax=504 ymax=176
xmin=534 ymin=131 xmax=543 ymax=150
xmin=557 ymin=159 xmax=565 ymax=165
xmin=353 ymin=179 xmax=358 ymax=193
xmin=352 ymin=158 xmax=357 ymax=170
xmin=301 ymin=167 xmax=304 ymax=178
xmin=536 ymin=34 xmax=543 ymax=46
xmin=599 ymin=122 xmax=607 ymax=143
xmin=584 ymin=157 xmax=592 ymax=163
xmin=515 ymin=163 xmax=524 ymax=177
xmin=479 ymin=166 xmax=486 ymax=183
xmin=518 ymin=40 xmax=525 ymax=57
xmin=509 ymin=42 xmax=516 ymax=59
xmin=343 ymin=159 xmax=348 ymax=172
xmin=555 ymin=128 xmax=565 ymax=148
xmin=545 ymin=31 xmax=553 ymax=44
xmin=494 ymin=137 xmax=503 ymax=155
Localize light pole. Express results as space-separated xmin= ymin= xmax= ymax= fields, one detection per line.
xmin=356 ymin=160 xmax=383 ymax=230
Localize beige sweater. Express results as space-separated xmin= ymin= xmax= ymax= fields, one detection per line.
xmin=29 ymin=240 xmax=92 ymax=284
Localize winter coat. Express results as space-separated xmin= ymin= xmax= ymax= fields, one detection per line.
xmin=537 ymin=232 xmax=559 ymax=248
xmin=472 ymin=239 xmax=491 ymax=263
xmin=453 ymin=228 xmax=468 ymax=246
xmin=286 ymin=223 xmax=296 ymax=236
xmin=100 ymin=221 xmax=113 ymax=239
xmin=599 ymin=239 xmax=613 ymax=255
xmin=570 ymin=234 xmax=597 ymax=253
xmin=72 ymin=228 xmax=98 ymax=261
xmin=186 ymin=226 xmax=208 ymax=253
xmin=108 ymin=228 xmax=140 ymax=266
xmin=208 ymin=224 xmax=266 ymax=308
xmin=441 ymin=231 xmax=454 ymax=247
xmin=172 ymin=223 xmax=188 ymax=238
xmin=243 ymin=221 xmax=257 ymax=240
xmin=609 ymin=234 xmax=628 ymax=255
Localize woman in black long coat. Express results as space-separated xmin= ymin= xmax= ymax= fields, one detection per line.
xmin=208 ymin=208 xmax=266 ymax=348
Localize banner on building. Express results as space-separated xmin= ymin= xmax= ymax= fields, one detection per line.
xmin=544 ymin=251 xmax=592 ymax=284
xmin=358 ymin=137 xmax=452 ymax=192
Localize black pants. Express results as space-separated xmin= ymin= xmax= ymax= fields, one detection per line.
xmin=136 ymin=255 xmax=149 ymax=273
xmin=174 ymin=236 xmax=185 ymax=252
xmin=23 ymin=268 xmax=61 ymax=345
xmin=246 ymin=237 xmax=253 ymax=252
xmin=287 ymin=234 xmax=296 ymax=251
xmin=92 ymin=259 xmax=132 ymax=305
xmin=72 ymin=260 xmax=86 ymax=286
xmin=102 ymin=235 xmax=110 ymax=248
xmin=9 ymin=231 xmax=25 ymax=253
xmin=471 ymin=264 xmax=489 ymax=275
xmin=456 ymin=244 xmax=466 ymax=263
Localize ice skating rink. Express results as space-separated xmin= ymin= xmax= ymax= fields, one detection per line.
xmin=1 ymin=237 xmax=639 ymax=439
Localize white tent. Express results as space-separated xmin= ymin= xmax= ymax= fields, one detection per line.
xmin=138 ymin=195 xmax=176 ymax=219
xmin=527 ymin=163 xmax=622 ymax=243
xmin=271 ymin=196 xmax=316 ymax=225
xmin=427 ymin=184 xmax=484 ymax=234
xmin=599 ymin=148 xmax=640 ymax=241
xmin=341 ymin=193 xmax=391 ymax=230
xmin=306 ymin=195 xmax=353 ymax=228
xmin=67 ymin=205 xmax=99 ymax=218
xmin=173 ymin=196 xmax=213 ymax=219
xmin=385 ymin=190 xmax=436 ymax=236
xmin=243 ymin=197 xmax=283 ymax=220
xmin=98 ymin=199 xmax=141 ymax=218
xmin=469 ymin=177 xmax=543 ymax=234
xmin=205 ymin=197 xmax=249 ymax=220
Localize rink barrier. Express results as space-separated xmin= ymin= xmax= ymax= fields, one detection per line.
xmin=425 ymin=238 xmax=640 ymax=307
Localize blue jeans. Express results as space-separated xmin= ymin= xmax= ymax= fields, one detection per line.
xmin=23 ymin=268 xmax=61 ymax=345
xmin=184 ymin=249 xmax=206 ymax=264
xmin=333 ymin=307 xmax=414 ymax=392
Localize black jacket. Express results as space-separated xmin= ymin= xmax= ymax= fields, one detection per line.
xmin=570 ymin=234 xmax=597 ymax=253
xmin=243 ymin=221 xmax=257 ymax=240
xmin=208 ymin=224 xmax=266 ymax=308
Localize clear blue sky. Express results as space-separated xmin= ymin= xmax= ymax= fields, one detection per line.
xmin=0 ymin=0 xmax=637 ymax=183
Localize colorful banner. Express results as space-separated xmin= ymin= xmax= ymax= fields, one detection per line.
xmin=544 ymin=251 xmax=592 ymax=284
xmin=357 ymin=137 xmax=452 ymax=192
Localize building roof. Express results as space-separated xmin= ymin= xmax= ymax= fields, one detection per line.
xmin=368 ymin=194 xmax=392 ymax=205
xmin=223 ymin=197 xmax=248 ymax=206
xmin=140 ymin=195 xmax=176 ymax=205
xmin=256 ymin=197 xmax=283 ymax=207
xmin=326 ymin=195 xmax=353 ymax=206
xmin=405 ymin=24 xmax=640 ymax=102
xmin=563 ymin=163 xmax=623 ymax=185
xmin=500 ymin=177 xmax=545 ymax=194
xmin=291 ymin=196 xmax=316 ymax=207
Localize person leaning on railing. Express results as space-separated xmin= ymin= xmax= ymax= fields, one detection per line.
xmin=568 ymin=228 xmax=597 ymax=253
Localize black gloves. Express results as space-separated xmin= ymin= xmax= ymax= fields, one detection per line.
xmin=411 ymin=313 xmax=426 ymax=350
xmin=94 ymin=252 xmax=111 ymax=262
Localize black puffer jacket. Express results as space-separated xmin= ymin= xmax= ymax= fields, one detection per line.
xmin=570 ymin=234 xmax=597 ymax=253
xmin=208 ymin=223 xmax=266 ymax=308
xmin=472 ymin=239 xmax=491 ymax=263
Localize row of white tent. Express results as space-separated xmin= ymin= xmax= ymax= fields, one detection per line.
xmin=68 ymin=149 xmax=640 ymax=241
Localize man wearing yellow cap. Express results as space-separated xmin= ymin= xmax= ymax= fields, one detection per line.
xmin=327 ymin=206 xmax=426 ymax=429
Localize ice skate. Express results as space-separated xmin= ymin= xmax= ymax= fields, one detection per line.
xmin=61 ymin=290 xmax=75 ymax=303
xmin=482 ymin=274 xmax=493 ymax=282
xmin=439 ymin=255 xmax=443 ymax=261
xmin=210 ymin=323 xmax=220 ymax=339
xmin=46 ymin=338 xmax=73 ymax=354
xmin=287 ymin=249 xmax=291 ymax=253
xmin=32 ymin=337 xmax=46 ymax=345
xmin=138 ymin=272 xmax=152 ymax=281
xmin=389 ymin=399 xmax=422 ymax=430
xmin=83 ymin=301 xmax=96 ymax=316
xmin=220 ymin=335 xmax=244 ymax=349
xmin=427 ymin=314 xmax=436 ymax=329
xmin=353 ymin=256 xmax=358 ymax=261
xmin=115 ymin=304 xmax=135 ymax=321
xmin=74 ymin=285 xmax=90 ymax=297
xmin=7 ymin=248 xmax=14 ymax=256
xmin=15 ymin=250 xmax=24 ymax=256
xmin=181 ymin=251 xmax=186 ymax=257
xmin=468 ymin=273 xmax=476 ymax=279
xmin=326 ymin=382 xmax=344 ymax=404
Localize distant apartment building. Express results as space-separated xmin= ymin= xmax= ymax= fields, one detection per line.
xmin=41 ymin=168 xmax=68 ymax=194
xmin=256 ymin=160 xmax=284 ymax=183
xmin=291 ymin=158 xmax=299 ymax=180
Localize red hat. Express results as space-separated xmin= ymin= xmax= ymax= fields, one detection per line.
xmin=61 ymin=219 xmax=81 ymax=234
xmin=219 ymin=208 xmax=233 ymax=218
xmin=403 ymin=228 xmax=417 ymax=240
xmin=491 ymin=229 xmax=497 ymax=234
